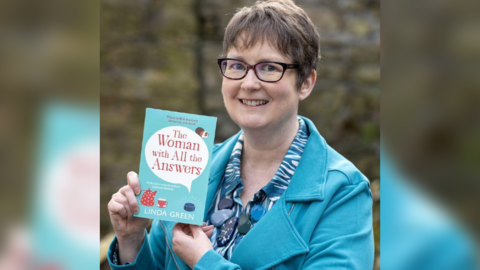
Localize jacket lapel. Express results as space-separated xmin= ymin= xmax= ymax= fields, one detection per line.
xmin=230 ymin=196 xmax=309 ymax=270
xmin=284 ymin=116 xmax=328 ymax=202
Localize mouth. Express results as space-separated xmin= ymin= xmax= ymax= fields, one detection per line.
xmin=238 ymin=99 xmax=269 ymax=107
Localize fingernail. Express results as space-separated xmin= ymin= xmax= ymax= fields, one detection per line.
xmin=134 ymin=187 xmax=140 ymax=195
xmin=134 ymin=207 xmax=139 ymax=213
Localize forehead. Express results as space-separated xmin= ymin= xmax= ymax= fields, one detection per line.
xmin=226 ymin=39 xmax=291 ymax=63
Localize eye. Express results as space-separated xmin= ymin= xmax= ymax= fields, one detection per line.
xmin=260 ymin=63 xmax=281 ymax=72
xmin=228 ymin=62 xmax=246 ymax=71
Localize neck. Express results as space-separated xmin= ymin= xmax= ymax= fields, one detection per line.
xmin=241 ymin=115 xmax=299 ymax=168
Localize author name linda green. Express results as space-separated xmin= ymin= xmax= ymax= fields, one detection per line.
xmin=144 ymin=208 xmax=195 ymax=220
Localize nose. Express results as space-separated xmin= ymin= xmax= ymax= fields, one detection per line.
xmin=240 ymin=68 xmax=261 ymax=91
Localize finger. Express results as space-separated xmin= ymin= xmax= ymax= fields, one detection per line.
xmin=110 ymin=194 xmax=131 ymax=218
xmin=189 ymin=224 xmax=204 ymax=238
xmin=127 ymin=171 xmax=141 ymax=195
xmin=201 ymin=225 xmax=213 ymax=237
xmin=181 ymin=224 xmax=193 ymax=236
xmin=201 ymin=225 xmax=213 ymax=231
xmin=113 ymin=192 xmax=133 ymax=219
xmin=202 ymin=222 xmax=207 ymax=227
xmin=108 ymin=200 xmax=128 ymax=219
xmin=172 ymin=223 xmax=187 ymax=237
xmin=204 ymin=227 xmax=213 ymax=238
xmin=119 ymin=185 xmax=139 ymax=215
xmin=172 ymin=223 xmax=183 ymax=233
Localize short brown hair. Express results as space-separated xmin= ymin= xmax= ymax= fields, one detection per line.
xmin=222 ymin=0 xmax=320 ymax=88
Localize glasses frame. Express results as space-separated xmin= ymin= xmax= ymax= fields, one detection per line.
xmin=217 ymin=58 xmax=299 ymax=83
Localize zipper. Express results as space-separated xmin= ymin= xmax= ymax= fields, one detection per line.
xmin=159 ymin=221 xmax=182 ymax=270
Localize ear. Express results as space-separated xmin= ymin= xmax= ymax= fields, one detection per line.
xmin=299 ymin=70 xmax=317 ymax=101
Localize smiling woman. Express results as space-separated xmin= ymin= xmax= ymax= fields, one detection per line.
xmin=106 ymin=0 xmax=375 ymax=269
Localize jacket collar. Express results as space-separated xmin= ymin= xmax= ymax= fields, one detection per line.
xmin=284 ymin=116 xmax=328 ymax=202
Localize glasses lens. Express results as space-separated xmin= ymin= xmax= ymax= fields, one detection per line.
xmin=221 ymin=60 xmax=247 ymax=79
xmin=256 ymin=62 xmax=284 ymax=82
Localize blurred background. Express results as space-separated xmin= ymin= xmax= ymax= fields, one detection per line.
xmin=0 ymin=0 xmax=99 ymax=269
xmin=100 ymin=0 xmax=380 ymax=269
xmin=382 ymin=0 xmax=480 ymax=268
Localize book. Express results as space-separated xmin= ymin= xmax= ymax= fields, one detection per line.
xmin=134 ymin=108 xmax=217 ymax=225
xmin=33 ymin=103 xmax=99 ymax=270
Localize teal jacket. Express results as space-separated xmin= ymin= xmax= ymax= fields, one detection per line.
xmin=108 ymin=117 xmax=374 ymax=270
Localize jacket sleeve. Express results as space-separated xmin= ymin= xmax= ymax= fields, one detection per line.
xmin=107 ymin=221 xmax=168 ymax=270
xmin=302 ymin=170 xmax=374 ymax=270
xmin=194 ymin=250 xmax=242 ymax=270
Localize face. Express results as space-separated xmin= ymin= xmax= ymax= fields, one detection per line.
xmin=222 ymin=41 xmax=312 ymax=132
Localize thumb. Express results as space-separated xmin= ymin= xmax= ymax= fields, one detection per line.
xmin=172 ymin=223 xmax=186 ymax=236
xmin=127 ymin=171 xmax=141 ymax=195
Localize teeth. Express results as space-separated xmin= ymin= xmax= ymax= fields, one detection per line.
xmin=242 ymin=99 xmax=267 ymax=106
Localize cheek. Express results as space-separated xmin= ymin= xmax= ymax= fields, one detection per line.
xmin=275 ymin=83 xmax=299 ymax=99
xmin=221 ymin=79 xmax=240 ymax=99
xmin=220 ymin=83 xmax=229 ymax=102
xmin=221 ymin=83 xmax=235 ymax=108
xmin=276 ymin=89 xmax=301 ymax=110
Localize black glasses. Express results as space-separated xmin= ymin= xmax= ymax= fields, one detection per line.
xmin=218 ymin=58 xmax=299 ymax=82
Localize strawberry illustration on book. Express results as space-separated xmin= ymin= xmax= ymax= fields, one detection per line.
xmin=140 ymin=188 xmax=157 ymax=206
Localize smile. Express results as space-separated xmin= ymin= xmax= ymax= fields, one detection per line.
xmin=239 ymin=99 xmax=269 ymax=107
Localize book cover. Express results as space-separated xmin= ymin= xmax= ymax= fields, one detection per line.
xmin=33 ymin=103 xmax=99 ymax=270
xmin=135 ymin=108 xmax=217 ymax=225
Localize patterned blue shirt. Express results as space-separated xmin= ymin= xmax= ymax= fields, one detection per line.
xmin=206 ymin=117 xmax=309 ymax=260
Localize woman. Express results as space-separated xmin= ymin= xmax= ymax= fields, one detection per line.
xmin=107 ymin=0 xmax=374 ymax=269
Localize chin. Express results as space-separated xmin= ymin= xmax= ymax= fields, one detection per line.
xmin=234 ymin=115 xmax=269 ymax=130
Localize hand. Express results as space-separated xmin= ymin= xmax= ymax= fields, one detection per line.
xmin=107 ymin=171 xmax=150 ymax=264
xmin=172 ymin=223 xmax=214 ymax=269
